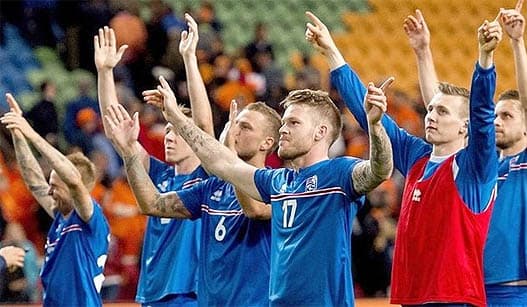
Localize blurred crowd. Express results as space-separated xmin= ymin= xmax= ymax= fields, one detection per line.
xmin=0 ymin=0 xmax=428 ymax=301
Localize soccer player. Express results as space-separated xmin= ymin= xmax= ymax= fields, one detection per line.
xmin=310 ymin=10 xmax=500 ymax=306
xmin=405 ymin=4 xmax=527 ymax=304
xmin=146 ymin=60 xmax=393 ymax=305
xmin=94 ymin=15 xmax=213 ymax=305
xmin=105 ymin=98 xmax=278 ymax=306
xmin=1 ymin=94 xmax=110 ymax=306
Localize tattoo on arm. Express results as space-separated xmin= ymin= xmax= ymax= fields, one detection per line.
xmin=353 ymin=124 xmax=393 ymax=194
xmin=124 ymin=154 xmax=190 ymax=218
xmin=32 ymin=138 xmax=77 ymax=180
xmin=152 ymin=193 xmax=190 ymax=218
xmin=11 ymin=133 xmax=55 ymax=215
xmin=177 ymin=119 xmax=236 ymax=177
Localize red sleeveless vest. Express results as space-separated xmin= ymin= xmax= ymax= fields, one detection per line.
xmin=391 ymin=155 xmax=494 ymax=307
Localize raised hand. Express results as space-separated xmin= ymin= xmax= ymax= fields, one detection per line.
xmin=219 ymin=100 xmax=238 ymax=151
xmin=104 ymin=104 xmax=140 ymax=156
xmin=403 ymin=9 xmax=430 ymax=52
xmin=364 ymin=77 xmax=394 ymax=125
xmin=179 ymin=13 xmax=199 ymax=59
xmin=94 ymin=26 xmax=128 ymax=71
xmin=305 ymin=11 xmax=338 ymax=55
xmin=501 ymin=0 xmax=525 ymax=41
xmin=1 ymin=94 xmax=37 ymax=139
xmin=142 ymin=89 xmax=164 ymax=109
xmin=152 ymin=76 xmax=183 ymax=123
xmin=5 ymin=93 xmax=22 ymax=115
xmin=478 ymin=13 xmax=503 ymax=53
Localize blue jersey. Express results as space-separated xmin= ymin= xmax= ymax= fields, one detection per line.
xmin=254 ymin=158 xmax=364 ymax=306
xmin=135 ymin=157 xmax=207 ymax=304
xmin=177 ymin=176 xmax=271 ymax=307
xmin=484 ymin=150 xmax=527 ymax=299
xmin=41 ymin=201 xmax=110 ymax=307
xmin=330 ymin=63 xmax=497 ymax=213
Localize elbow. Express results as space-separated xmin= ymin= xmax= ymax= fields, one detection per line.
xmin=136 ymin=204 xmax=151 ymax=215
xmin=243 ymin=206 xmax=271 ymax=220
xmin=374 ymin=167 xmax=393 ymax=185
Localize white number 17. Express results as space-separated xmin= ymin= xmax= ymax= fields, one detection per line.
xmin=282 ymin=200 xmax=297 ymax=228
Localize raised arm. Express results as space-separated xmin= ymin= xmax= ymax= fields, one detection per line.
xmin=403 ymin=9 xmax=439 ymax=106
xmin=502 ymin=1 xmax=527 ymax=120
xmin=478 ymin=13 xmax=502 ymax=69
xmin=94 ymin=26 xmax=150 ymax=168
xmin=463 ymin=17 xmax=501 ymax=184
xmin=104 ymin=104 xmax=192 ymax=218
xmin=4 ymin=94 xmax=56 ymax=218
xmin=1 ymin=95 xmax=93 ymax=222
xmin=180 ymin=13 xmax=214 ymax=135
xmin=307 ymin=11 xmax=430 ymax=175
xmin=142 ymin=15 xmax=214 ymax=136
xmin=352 ymin=80 xmax=394 ymax=194
xmin=151 ymin=77 xmax=263 ymax=201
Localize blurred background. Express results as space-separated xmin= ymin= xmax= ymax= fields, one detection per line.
xmin=0 ymin=0 xmax=518 ymax=304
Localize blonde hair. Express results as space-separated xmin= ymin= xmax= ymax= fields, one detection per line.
xmin=280 ymin=89 xmax=342 ymax=145
xmin=438 ymin=82 xmax=470 ymax=117
xmin=245 ymin=102 xmax=282 ymax=152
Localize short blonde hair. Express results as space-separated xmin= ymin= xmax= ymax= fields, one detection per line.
xmin=280 ymin=89 xmax=342 ymax=145
xmin=66 ymin=152 xmax=96 ymax=191
xmin=438 ymin=82 xmax=470 ymax=118
xmin=245 ymin=102 xmax=282 ymax=152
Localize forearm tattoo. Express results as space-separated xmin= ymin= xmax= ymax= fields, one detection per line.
xmin=12 ymin=134 xmax=55 ymax=209
xmin=12 ymin=136 xmax=48 ymax=193
xmin=177 ymin=118 xmax=233 ymax=170
xmin=152 ymin=193 xmax=185 ymax=217
xmin=32 ymin=137 xmax=78 ymax=185
xmin=353 ymin=124 xmax=393 ymax=194
xmin=124 ymin=154 xmax=186 ymax=217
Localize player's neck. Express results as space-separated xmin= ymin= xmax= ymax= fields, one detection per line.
xmin=500 ymin=137 xmax=527 ymax=158
xmin=244 ymin=153 xmax=267 ymax=169
xmin=173 ymin=155 xmax=201 ymax=175
xmin=432 ymin=138 xmax=465 ymax=156
xmin=290 ymin=149 xmax=329 ymax=171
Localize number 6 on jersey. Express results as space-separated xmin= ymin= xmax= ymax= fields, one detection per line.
xmin=282 ymin=200 xmax=297 ymax=228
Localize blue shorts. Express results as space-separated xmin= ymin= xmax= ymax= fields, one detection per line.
xmin=486 ymin=284 xmax=527 ymax=307
xmin=142 ymin=293 xmax=198 ymax=307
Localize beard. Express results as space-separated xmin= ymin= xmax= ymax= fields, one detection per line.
xmin=278 ymin=144 xmax=309 ymax=161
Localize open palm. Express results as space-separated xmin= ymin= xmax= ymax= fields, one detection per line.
xmin=94 ymin=26 xmax=128 ymax=70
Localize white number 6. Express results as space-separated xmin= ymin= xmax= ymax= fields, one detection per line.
xmin=215 ymin=216 xmax=227 ymax=241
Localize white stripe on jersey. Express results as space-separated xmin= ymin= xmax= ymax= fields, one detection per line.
xmin=200 ymin=205 xmax=244 ymax=216
xmin=271 ymin=187 xmax=346 ymax=201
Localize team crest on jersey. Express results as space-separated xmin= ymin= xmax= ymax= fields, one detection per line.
xmin=511 ymin=155 xmax=519 ymax=166
xmin=157 ymin=180 xmax=169 ymax=192
xmin=412 ymin=188 xmax=421 ymax=202
xmin=210 ymin=189 xmax=223 ymax=201
xmin=279 ymin=183 xmax=287 ymax=193
xmin=305 ymin=175 xmax=318 ymax=192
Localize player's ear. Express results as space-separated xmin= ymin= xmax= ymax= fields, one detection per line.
xmin=314 ymin=124 xmax=327 ymax=142
xmin=260 ymin=136 xmax=275 ymax=152
xmin=459 ymin=120 xmax=468 ymax=136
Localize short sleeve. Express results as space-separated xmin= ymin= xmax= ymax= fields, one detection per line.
xmin=254 ymin=168 xmax=276 ymax=204
xmin=177 ymin=180 xmax=209 ymax=220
